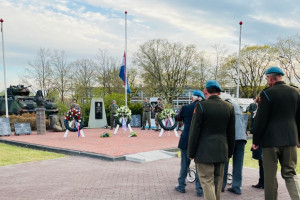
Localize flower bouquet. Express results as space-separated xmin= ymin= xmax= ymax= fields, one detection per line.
xmin=100 ymin=132 xmax=111 ymax=138
xmin=114 ymin=106 xmax=132 ymax=125
xmin=128 ymin=131 xmax=137 ymax=137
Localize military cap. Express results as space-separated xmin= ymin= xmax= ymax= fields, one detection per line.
xmin=265 ymin=66 xmax=284 ymax=76
xmin=192 ymin=90 xmax=205 ymax=99
xmin=112 ymin=100 xmax=116 ymax=103
xmin=205 ymin=80 xmax=222 ymax=92
xmin=158 ymin=98 xmax=161 ymax=100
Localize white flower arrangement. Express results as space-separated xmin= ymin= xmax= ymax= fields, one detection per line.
xmin=159 ymin=108 xmax=176 ymax=120
xmin=115 ymin=106 xmax=132 ymax=118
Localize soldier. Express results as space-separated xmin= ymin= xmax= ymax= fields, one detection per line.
xmin=70 ymin=98 xmax=80 ymax=110
xmin=154 ymin=98 xmax=164 ymax=131
xmin=141 ymin=98 xmax=153 ymax=130
xmin=188 ymin=80 xmax=235 ymax=200
xmin=109 ymin=100 xmax=118 ymax=130
xmin=252 ymin=66 xmax=300 ymax=200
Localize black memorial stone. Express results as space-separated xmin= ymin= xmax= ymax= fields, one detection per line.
xmin=0 ymin=117 xmax=11 ymax=136
xmin=14 ymin=123 xmax=32 ymax=135
xmin=95 ymin=102 xmax=103 ymax=119
xmin=130 ymin=115 xmax=141 ymax=127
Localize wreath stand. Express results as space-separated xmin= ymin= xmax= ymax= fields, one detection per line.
xmin=113 ymin=117 xmax=133 ymax=135
xmin=64 ymin=120 xmax=85 ymax=138
xmin=158 ymin=117 xmax=179 ymax=137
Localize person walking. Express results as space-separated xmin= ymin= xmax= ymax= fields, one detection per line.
xmin=252 ymin=66 xmax=300 ymax=200
xmin=109 ymin=100 xmax=118 ymax=130
xmin=141 ymin=98 xmax=153 ymax=130
xmin=175 ymin=90 xmax=205 ymax=197
xmin=188 ymin=80 xmax=235 ymax=200
xmin=154 ymin=98 xmax=164 ymax=131
xmin=220 ymin=93 xmax=247 ymax=195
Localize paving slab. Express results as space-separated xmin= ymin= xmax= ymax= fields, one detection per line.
xmin=125 ymin=150 xmax=176 ymax=163
xmin=0 ymin=156 xmax=293 ymax=200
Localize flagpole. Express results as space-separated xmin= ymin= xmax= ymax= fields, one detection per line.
xmin=236 ymin=21 xmax=242 ymax=102
xmin=125 ymin=11 xmax=127 ymax=107
xmin=0 ymin=18 xmax=8 ymax=118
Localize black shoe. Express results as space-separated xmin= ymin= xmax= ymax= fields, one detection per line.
xmin=175 ymin=185 xmax=185 ymax=193
xmin=148 ymin=127 xmax=151 ymax=130
xmin=141 ymin=126 xmax=145 ymax=130
xmin=227 ymin=188 xmax=241 ymax=195
xmin=154 ymin=129 xmax=159 ymax=131
xmin=252 ymin=184 xmax=264 ymax=189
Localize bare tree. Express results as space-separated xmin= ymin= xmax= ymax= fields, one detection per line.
xmin=69 ymin=58 xmax=97 ymax=101
xmin=221 ymin=45 xmax=274 ymax=97
xmin=133 ymin=39 xmax=197 ymax=103
xmin=24 ymin=48 xmax=54 ymax=97
xmin=51 ymin=50 xmax=71 ymax=102
xmin=211 ymin=43 xmax=228 ymax=81
xmin=95 ymin=49 xmax=123 ymax=94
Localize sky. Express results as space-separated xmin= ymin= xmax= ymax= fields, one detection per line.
xmin=0 ymin=0 xmax=300 ymax=91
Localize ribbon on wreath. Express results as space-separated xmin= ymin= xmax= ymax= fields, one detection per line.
xmin=74 ymin=119 xmax=81 ymax=137
xmin=165 ymin=118 xmax=171 ymax=128
xmin=122 ymin=117 xmax=127 ymax=131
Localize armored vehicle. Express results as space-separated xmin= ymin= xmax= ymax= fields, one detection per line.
xmin=0 ymin=85 xmax=58 ymax=116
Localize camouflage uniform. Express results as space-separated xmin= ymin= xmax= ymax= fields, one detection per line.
xmin=154 ymin=101 xmax=164 ymax=131
xmin=142 ymin=101 xmax=152 ymax=130
xmin=109 ymin=104 xmax=118 ymax=129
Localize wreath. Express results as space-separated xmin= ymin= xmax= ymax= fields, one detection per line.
xmin=114 ymin=106 xmax=132 ymax=126
xmin=158 ymin=109 xmax=178 ymax=130
xmin=64 ymin=108 xmax=84 ymax=132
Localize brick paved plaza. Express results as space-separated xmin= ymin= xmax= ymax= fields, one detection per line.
xmin=0 ymin=128 xmax=293 ymax=199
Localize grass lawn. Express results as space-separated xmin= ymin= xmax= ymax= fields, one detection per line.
xmin=0 ymin=143 xmax=65 ymax=166
xmin=243 ymin=139 xmax=300 ymax=174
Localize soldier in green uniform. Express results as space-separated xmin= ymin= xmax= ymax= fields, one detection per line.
xmin=70 ymin=98 xmax=80 ymax=110
xmin=141 ymin=98 xmax=153 ymax=130
xmin=188 ymin=80 xmax=235 ymax=200
xmin=109 ymin=100 xmax=118 ymax=130
xmin=154 ymin=98 xmax=164 ymax=131
xmin=252 ymin=66 xmax=300 ymax=200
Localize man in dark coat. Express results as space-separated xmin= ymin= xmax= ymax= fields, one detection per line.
xmin=188 ymin=80 xmax=235 ymax=200
xmin=175 ymin=90 xmax=205 ymax=197
xmin=252 ymin=66 xmax=300 ymax=200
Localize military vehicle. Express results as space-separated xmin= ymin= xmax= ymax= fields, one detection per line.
xmin=0 ymin=85 xmax=58 ymax=116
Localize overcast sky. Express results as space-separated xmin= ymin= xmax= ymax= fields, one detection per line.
xmin=0 ymin=0 xmax=299 ymax=90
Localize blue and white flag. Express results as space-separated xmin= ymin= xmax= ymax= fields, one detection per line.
xmin=119 ymin=52 xmax=131 ymax=94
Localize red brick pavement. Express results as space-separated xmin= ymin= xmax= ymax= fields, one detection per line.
xmin=0 ymin=128 xmax=179 ymax=157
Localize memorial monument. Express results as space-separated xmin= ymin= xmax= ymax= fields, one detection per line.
xmin=88 ymin=97 xmax=107 ymax=128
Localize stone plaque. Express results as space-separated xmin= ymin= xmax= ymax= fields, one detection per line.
xmin=95 ymin=102 xmax=103 ymax=119
xmin=0 ymin=117 xmax=11 ymax=136
xmin=130 ymin=115 xmax=141 ymax=127
xmin=14 ymin=123 xmax=32 ymax=135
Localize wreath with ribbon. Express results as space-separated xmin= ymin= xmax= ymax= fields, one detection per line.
xmin=114 ymin=106 xmax=132 ymax=126
xmin=64 ymin=108 xmax=84 ymax=132
xmin=158 ymin=108 xmax=178 ymax=130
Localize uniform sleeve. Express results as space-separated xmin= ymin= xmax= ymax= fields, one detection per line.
xmin=187 ymin=103 xmax=202 ymax=159
xmin=227 ymin=106 xmax=236 ymax=158
xmin=253 ymin=92 xmax=270 ymax=145
xmin=296 ymin=91 xmax=300 ymax=144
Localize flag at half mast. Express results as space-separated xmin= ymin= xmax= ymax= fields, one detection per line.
xmin=119 ymin=52 xmax=131 ymax=94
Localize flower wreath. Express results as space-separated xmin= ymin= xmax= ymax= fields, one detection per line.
xmin=64 ymin=108 xmax=84 ymax=132
xmin=114 ymin=106 xmax=132 ymax=126
xmin=158 ymin=108 xmax=178 ymax=130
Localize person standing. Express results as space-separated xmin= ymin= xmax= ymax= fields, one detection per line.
xmin=154 ymin=98 xmax=164 ymax=131
xmin=141 ymin=98 xmax=153 ymax=130
xmin=220 ymin=93 xmax=247 ymax=195
xmin=188 ymin=80 xmax=235 ymax=200
xmin=175 ymin=90 xmax=205 ymax=197
xmin=252 ymin=66 xmax=300 ymax=200
xmin=70 ymin=98 xmax=80 ymax=110
xmin=109 ymin=100 xmax=118 ymax=130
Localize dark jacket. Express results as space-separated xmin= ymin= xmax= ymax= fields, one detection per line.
xmin=188 ymin=95 xmax=235 ymax=163
xmin=176 ymin=100 xmax=201 ymax=150
xmin=253 ymin=81 xmax=300 ymax=147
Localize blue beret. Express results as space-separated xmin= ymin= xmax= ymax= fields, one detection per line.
xmin=192 ymin=90 xmax=205 ymax=99
xmin=265 ymin=66 xmax=284 ymax=76
xmin=205 ymin=80 xmax=222 ymax=92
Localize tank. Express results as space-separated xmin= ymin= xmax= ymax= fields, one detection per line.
xmin=0 ymin=85 xmax=58 ymax=116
